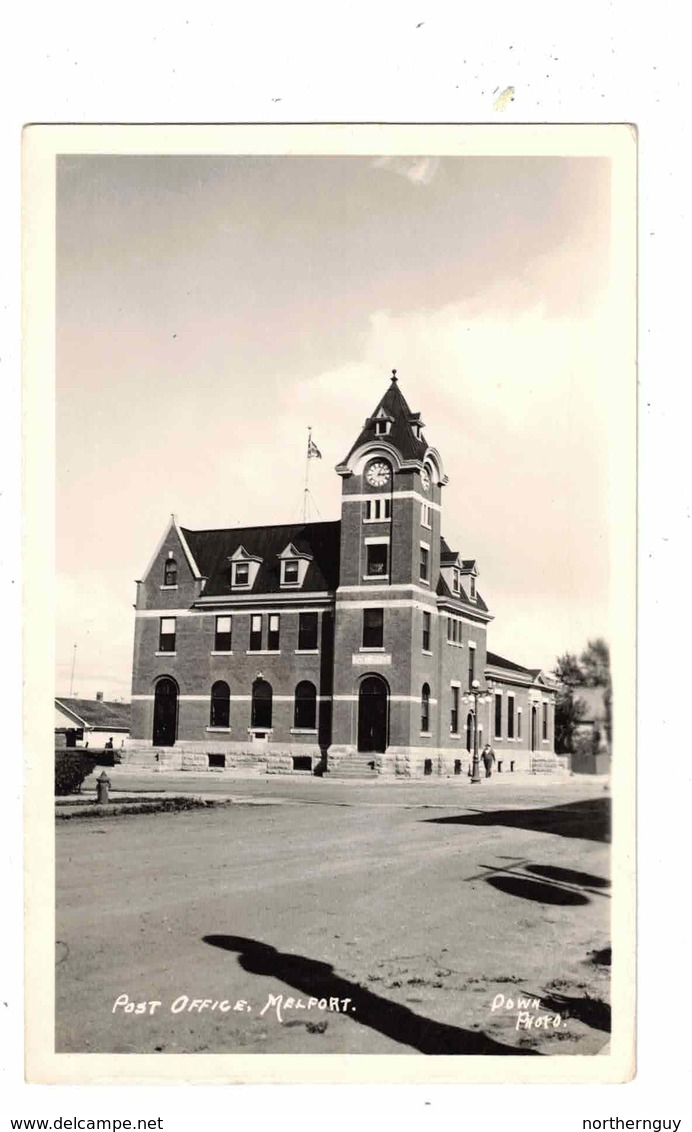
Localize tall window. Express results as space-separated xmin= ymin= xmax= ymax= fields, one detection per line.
xmin=249 ymin=614 xmax=262 ymax=652
xmin=294 ymin=681 xmax=317 ymax=730
xmin=468 ymin=647 xmax=475 ymax=687
xmin=268 ymin=614 xmax=281 ymax=651
xmin=451 ymin=686 xmax=460 ymax=734
xmin=452 ymin=570 xmax=460 ymax=594
xmin=214 ymin=615 xmax=232 ymax=652
xmin=419 ymin=544 xmax=430 ymax=582
xmin=421 ymin=684 xmax=431 ymax=732
xmin=517 ymin=710 xmax=522 ymax=740
xmin=362 ymin=608 xmax=384 ymax=649
xmin=159 ymin=617 xmax=176 ymax=653
xmin=298 ymin=611 xmax=319 ymax=651
xmin=469 ymin=576 xmax=476 ymax=600
xmin=543 ymin=703 xmax=549 ymax=740
xmin=421 ymin=503 xmax=431 ymax=528
xmin=366 ymin=542 xmax=389 ymax=577
xmin=163 ymin=558 xmax=177 ymax=586
xmin=507 ymin=694 xmax=515 ymax=739
xmin=210 ymin=681 xmax=230 ymax=728
xmin=448 ymin=617 xmax=461 ymax=644
xmin=422 ymin=611 xmax=431 ymax=651
xmin=251 ymin=678 xmax=272 ymax=729
xmin=494 ymin=693 xmax=503 ymax=739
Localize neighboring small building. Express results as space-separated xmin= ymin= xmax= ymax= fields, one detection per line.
xmin=570 ymin=686 xmax=611 ymax=775
xmin=485 ymin=652 xmax=562 ymax=772
xmin=55 ymin=695 xmax=131 ymax=748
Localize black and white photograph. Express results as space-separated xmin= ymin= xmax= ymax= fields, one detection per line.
xmin=24 ymin=124 xmax=635 ymax=1084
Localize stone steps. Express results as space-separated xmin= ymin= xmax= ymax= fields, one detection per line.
xmin=328 ymin=754 xmax=379 ymax=778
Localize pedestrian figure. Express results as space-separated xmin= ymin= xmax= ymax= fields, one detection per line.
xmin=104 ymin=736 xmax=114 ymax=750
xmin=481 ymin=744 xmax=496 ymax=778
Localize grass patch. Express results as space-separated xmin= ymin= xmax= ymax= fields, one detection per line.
xmin=56 ymin=797 xmax=232 ymax=820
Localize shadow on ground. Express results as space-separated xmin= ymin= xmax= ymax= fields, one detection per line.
xmin=526 ymin=864 xmax=610 ymax=888
xmin=485 ymin=875 xmax=590 ymax=905
xmin=537 ymin=991 xmax=611 ymax=1032
xmin=203 ymin=934 xmax=542 ymax=1056
xmin=426 ymin=798 xmax=611 ymax=843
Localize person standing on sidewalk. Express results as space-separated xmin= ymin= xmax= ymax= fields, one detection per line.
xmin=481 ymin=744 xmax=496 ymax=778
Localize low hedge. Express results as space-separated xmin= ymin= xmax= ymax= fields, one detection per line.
xmin=55 ymin=750 xmax=98 ymax=796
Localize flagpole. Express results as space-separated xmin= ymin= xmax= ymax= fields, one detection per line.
xmin=303 ymin=427 xmax=312 ymax=523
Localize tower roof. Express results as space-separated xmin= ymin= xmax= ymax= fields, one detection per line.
xmin=340 ymin=370 xmax=429 ymax=467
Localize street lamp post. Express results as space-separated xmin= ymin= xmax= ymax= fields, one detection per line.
xmin=462 ymin=679 xmax=493 ymax=784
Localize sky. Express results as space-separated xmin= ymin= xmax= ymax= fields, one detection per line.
xmin=56 ymin=152 xmax=613 ymax=699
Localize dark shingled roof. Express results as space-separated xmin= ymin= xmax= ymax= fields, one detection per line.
xmin=183 ymin=520 xmax=341 ymax=597
xmin=436 ymin=573 xmax=489 ymax=612
xmin=485 ymin=651 xmax=533 ymax=674
xmin=341 ymin=377 xmax=428 ymax=466
xmin=56 ymin=698 xmax=131 ymax=730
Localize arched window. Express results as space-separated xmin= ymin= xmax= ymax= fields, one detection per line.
xmin=294 ymin=681 xmax=317 ymax=730
xmin=251 ymin=678 xmax=273 ymax=729
xmin=210 ymin=681 xmax=230 ymax=728
xmin=163 ymin=558 xmax=178 ymax=586
xmin=421 ymin=683 xmax=431 ymax=733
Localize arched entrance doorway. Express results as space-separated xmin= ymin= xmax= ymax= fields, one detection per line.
xmin=153 ymin=677 xmax=178 ymax=746
xmin=531 ymin=705 xmax=538 ymax=751
xmin=357 ymin=675 xmax=388 ymax=753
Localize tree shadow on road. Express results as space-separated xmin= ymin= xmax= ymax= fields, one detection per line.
xmin=536 ymin=990 xmax=611 ymax=1032
xmin=202 ymin=934 xmax=542 ymax=1056
xmin=426 ymin=798 xmax=610 ymax=843
xmin=485 ymin=875 xmax=591 ymax=905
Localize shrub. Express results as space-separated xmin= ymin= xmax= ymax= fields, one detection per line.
xmin=55 ymin=751 xmax=97 ymax=796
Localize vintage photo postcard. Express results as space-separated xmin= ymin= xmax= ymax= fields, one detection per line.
xmin=23 ymin=123 xmax=636 ymax=1084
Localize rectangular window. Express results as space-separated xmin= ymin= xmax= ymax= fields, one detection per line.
xmin=362 ymin=608 xmax=384 ymax=649
xmin=365 ymin=498 xmax=391 ymax=521
xmin=249 ymin=614 xmax=262 ymax=651
xmin=234 ymin=562 xmax=249 ymax=586
xmin=366 ymin=542 xmax=389 ymax=577
xmin=455 ymin=620 xmax=461 ymax=644
xmin=494 ymin=693 xmax=503 ymax=739
xmin=451 ymin=686 xmax=459 ymax=734
xmin=517 ymin=711 xmax=522 ymax=740
xmin=421 ymin=503 xmax=431 ymax=528
xmin=543 ymin=703 xmax=549 ymax=740
xmin=452 ymin=570 xmax=460 ymax=594
xmin=422 ymin=611 xmax=431 ymax=652
xmin=469 ymin=576 xmax=476 ymax=600
xmin=159 ymin=617 xmax=176 ymax=652
xmin=283 ymin=560 xmax=299 ymax=584
xmin=468 ymin=647 xmax=475 ymax=686
xmin=268 ymin=613 xmax=280 ymax=651
xmin=420 ymin=544 xmax=430 ymax=582
xmin=214 ymin=615 xmax=232 ymax=652
xmin=447 ymin=617 xmax=453 ymax=643
xmin=298 ymin=611 xmax=319 ymax=651
xmin=507 ymin=694 xmax=515 ymax=739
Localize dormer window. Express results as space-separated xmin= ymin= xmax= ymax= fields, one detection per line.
xmin=229 ymin=547 xmax=262 ymax=590
xmin=452 ymin=569 xmax=460 ymax=594
xmin=234 ymin=562 xmax=249 ymax=586
xmin=278 ymin=543 xmax=313 ymax=589
xmin=283 ymin=560 xmax=299 ymax=585
xmin=373 ymin=408 xmax=393 ymax=437
xmin=163 ymin=556 xmax=177 ymax=587
xmin=469 ymin=576 xmax=476 ymax=600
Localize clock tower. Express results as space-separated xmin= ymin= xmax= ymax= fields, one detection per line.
xmin=330 ymin=371 xmax=448 ymax=772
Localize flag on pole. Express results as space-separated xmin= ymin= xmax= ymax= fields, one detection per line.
xmin=307 ymin=437 xmax=322 ymax=459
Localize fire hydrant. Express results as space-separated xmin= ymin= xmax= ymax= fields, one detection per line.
xmin=96 ymin=770 xmax=111 ymax=805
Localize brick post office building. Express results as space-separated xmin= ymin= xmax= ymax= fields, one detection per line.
xmin=128 ymin=374 xmax=558 ymax=776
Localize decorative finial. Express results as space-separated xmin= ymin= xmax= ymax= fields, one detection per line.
xmin=391 ymin=368 xmax=398 ymax=382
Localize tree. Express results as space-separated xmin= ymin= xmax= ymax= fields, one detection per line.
xmin=552 ymin=640 xmax=612 ymax=754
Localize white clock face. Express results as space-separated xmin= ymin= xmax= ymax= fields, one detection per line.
xmin=420 ymin=466 xmax=431 ymax=492
xmin=365 ymin=461 xmax=391 ymax=488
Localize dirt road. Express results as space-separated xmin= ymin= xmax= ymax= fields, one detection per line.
xmin=55 ymin=777 xmax=610 ymax=1056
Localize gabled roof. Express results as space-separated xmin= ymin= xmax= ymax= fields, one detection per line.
xmin=182 ymin=520 xmax=340 ymax=598
xmin=55 ymin=698 xmax=131 ymax=731
xmin=340 ymin=374 xmax=429 ymax=466
xmin=436 ymin=573 xmax=490 ymax=612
